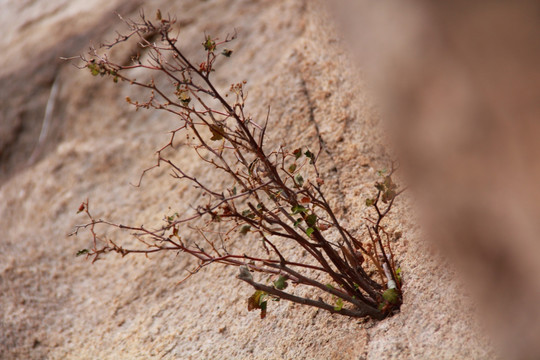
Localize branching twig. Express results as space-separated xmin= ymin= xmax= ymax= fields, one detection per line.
xmin=70 ymin=10 xmax=405 ymax=320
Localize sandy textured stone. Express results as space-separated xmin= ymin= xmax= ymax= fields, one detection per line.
xmin=1 ymin=1 xmax=495 ymax=359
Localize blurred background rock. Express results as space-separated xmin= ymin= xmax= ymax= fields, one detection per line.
xmin=331 ymin=1 xmax=540 ymax=358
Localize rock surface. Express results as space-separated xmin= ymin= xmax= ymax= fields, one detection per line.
xmin=0 ymin=1 xmax=495 ymax=359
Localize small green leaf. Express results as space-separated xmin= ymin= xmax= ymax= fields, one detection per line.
xmin=273 ymin=275 xmax=289 ymax=290
xmin=291 ymin=205 xmax=307 ymax=215
xmin=334 ymin=298 xmax=344 ymax=311
xmin=221 ymin=48 xmax=233 ymax=57
xmin=305 ymin=214 xmax=317 ymax=227
xmin=293 ymin=148 xmax=302 ymax=159
xmin=88 ymin=63 xmax=100 ymax=76
xmin=232 ymin=186 xmax=237 ymax=195
xmin=76 ymin=249 xmax=89 ymax=257
xmin=365 ymin=198 xmax=374 ymax=207
xmin=306 ymin=227 xmax=315 ymax=237
xmin=259 ymin=300 xmax=267 ymax=319
xmin=304 ymin=150 xmax=315 ymax=163
xmin=382 ymin=288 xmax=400 ymax=305
xmin=288 ymin=163 xmax=297 ymax=173
xmin=166 ymin=212 xmax=179 ymax=223
xmin=203 ymin=35 xmax=216 ymax=51
xmin=326 ymin=284 xmax=335 ymax=290
xmin=248 ymin=290 xmax=264 ymax=310
xmin=247 ymin=290 xmax=268 ymax=319
xmin=396 ymin=267 xmax=402 ymax=283
xmin=239 ymin=225 xmax=251 ymax=235
xmin=248 ymin=291 xmax=262 ymax=309
xmin=242 ymin=209 xmax=255 ymax=219
xmin=293 ymin=218 xmax=302 ymax=227
xmin=295 ymin=174 xmax=304 ymax=187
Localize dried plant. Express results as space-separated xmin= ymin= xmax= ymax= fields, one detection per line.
xmin=70 ymin=11 xmax=404 ymax=320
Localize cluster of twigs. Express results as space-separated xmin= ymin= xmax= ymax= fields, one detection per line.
xmin=70 ymin=11 xmax=404 ymax=320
